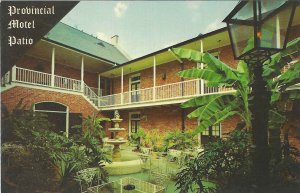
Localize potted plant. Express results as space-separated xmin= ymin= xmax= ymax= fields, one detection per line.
xmin=130 ymin=128 xmax=146 ymax=152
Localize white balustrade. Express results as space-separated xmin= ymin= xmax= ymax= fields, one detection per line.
xmin=83 ymin=83 xmax=99 ymax=105
xmin=8 ymin=66 xmax=235 ymax=109
xmin=15 ymin=67 xmax=51 ymax=86
xmin=54 ymin=75 xmax=81 ymax=91
xmin=99 ymin=79 xmax=234 ymax=107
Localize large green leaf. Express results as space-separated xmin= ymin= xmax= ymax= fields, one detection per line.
xmin=171 ymin=48 xmax=203 ymax=63
xmin=195 ymin=108 xmax=238 ymax=134
xmin=178 ymin=68 xmax=225 ymax=82
xmin=202 ymin=53 xmax=239 ymax=82
xmin=281 ymin=37 xmax=300 ymax=57
xmin=187 ymin=94 xmax=236 ymax=119
xmin=181 ymin=94 xmax=235 ymax=108
xmin=276 ymin=60 xmax=300 ymax=90
xmin=171 ymin=48 xmax=239 ymax=83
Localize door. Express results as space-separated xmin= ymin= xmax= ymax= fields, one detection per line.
xmin=129 ymin=112 xmax=140 ymax=134
xmin=130 ymin=75 xmax=140 ymax=103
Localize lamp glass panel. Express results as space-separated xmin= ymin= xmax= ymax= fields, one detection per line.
xmin=259 ymin=0 xmax=286 ymax=20
xmin=232 ymin=2 xmax=254 ymax=21
xmin=260 ymin=6 xmax=292 ymax=49
xmin=229 ymin=23 xmax=254 ymax=58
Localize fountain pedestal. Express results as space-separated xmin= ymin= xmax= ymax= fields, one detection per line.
xmin=107 ymin=111 xmax=127 ymax=162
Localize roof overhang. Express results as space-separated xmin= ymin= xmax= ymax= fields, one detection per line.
xmin=101 ymin=28 xmax=231 ymax=78
xmin=24 ymin=39 xmax=115 ymax=73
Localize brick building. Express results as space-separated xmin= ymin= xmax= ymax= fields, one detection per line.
xmin=1 ymin=8 xmax=300 ymax=146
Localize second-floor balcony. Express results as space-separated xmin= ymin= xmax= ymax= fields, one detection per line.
xmin=1 ymin=66 xmax=101 ymax=108
xmin=99 ymin=79 xmax=234 ymax=110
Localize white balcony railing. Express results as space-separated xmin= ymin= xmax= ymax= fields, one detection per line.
xmin=54 ymin=74 xmax=82 ymax=92
xmin=5 ymin=66 xmax=100 ymax=107
xmin=99 ymin=79 xmax=234 ymax=108
xmin=16 ymin=67 xmax=52 ymax=87
xmin=84 ymin=83 xmax=99 ymax=105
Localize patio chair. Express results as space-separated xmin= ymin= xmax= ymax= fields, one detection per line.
xmin=149 ymin=171 xmax=168 ymax=192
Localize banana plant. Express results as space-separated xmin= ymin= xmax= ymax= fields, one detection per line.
xmin=171 ymin=37 xmax=300 ymax=160
xmin=171 ymin=48 xmax=251 ymax=134
xmin=263 ymin=37 xmax=300 ymax=161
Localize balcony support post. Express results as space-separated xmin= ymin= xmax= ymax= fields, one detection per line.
xmin=11 ymin=65 xmax=17 ymax=81
xmin=51 ymin=47 xmax=55 ymax=87
xmin=98 ymin=74 xmax=101 ymax=107
xmin=200 ymin=40 xmax=205 ymax=94
xmin=98 ymin=74 xmax=101 ymax=96
xmin=81 ymin=56 xmax=84 ymax=92
xmin=66 ymin=107 xmax=69 ymax=138
xmin=153 ymin=56 xmax=156 ymax=101
xmin=121 ymin=67 xmax=124 ymax=104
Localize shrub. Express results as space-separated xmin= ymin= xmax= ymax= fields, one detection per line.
xmin=175 ymin=130 xmax=251 ymax=193
xmin=1 ymin=100 xmax=110 ymax=193
xmin=163 ymin=129 xmax=198 ymax=151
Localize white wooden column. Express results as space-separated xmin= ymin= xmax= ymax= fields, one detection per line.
xmin=98 ymin=74 xmax=101 ymax=106
xmin=51 ymin=47 xmax=55 ymax=87
xmin=200 ymin=40 xmax=205 ymax=95
xmin=153 ymin=56 xmax=156 ymax=101
xmin=81 ymin=56 xmax=84 ymax=92
xmin=11 ymin=65 xmax=16 ymax=81
xmin=66 ymin=107 xmax=69 ymax=138
xmin=121 ymin=67 xmax=124 ymax=104
xmin=98 ymin=74 xmax=101 ymax=96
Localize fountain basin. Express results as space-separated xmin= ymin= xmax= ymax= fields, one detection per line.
xmin=104 ymin=159 xmax=142 ymax=175
xmin=108 ymin=128 xmax=125 ymax=132
xmin=106 ymin=139 xmax=127 ymax=145
xmin=111 ymin=118 xmax=123 ymax=122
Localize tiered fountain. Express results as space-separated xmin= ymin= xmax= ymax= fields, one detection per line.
xmin=106 ymin=110 xmax=127 ymax=162
xmin=104 ymin=110 xmax=142 ymax=175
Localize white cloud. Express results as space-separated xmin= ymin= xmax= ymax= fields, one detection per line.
xmin=114 ymin=2 xmax=128 ymax=18
xmin=186 ymin=1 xmax=202 ymax=10
xmin=96 ymin=32 xmax=111 ymax=42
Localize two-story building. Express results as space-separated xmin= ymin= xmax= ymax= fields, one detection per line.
xmin=1 ymin=6 xmax=300 ymax=146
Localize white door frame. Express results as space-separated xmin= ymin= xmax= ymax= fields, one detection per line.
xmin=128 ymin=111 xmax=141 ymax=136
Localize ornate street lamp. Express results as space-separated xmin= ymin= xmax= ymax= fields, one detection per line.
xmin=223 ymin=0 xmax=297 ymax=189
xmin=223 ymin=0 xmax=296 ymax=64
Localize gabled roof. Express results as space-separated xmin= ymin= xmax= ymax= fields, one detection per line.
xmin=43 ymin=22 xmax=129 ymax=65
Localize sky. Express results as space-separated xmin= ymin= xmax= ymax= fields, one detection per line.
xmin=61 ymin=1 xmax=238 ymax=59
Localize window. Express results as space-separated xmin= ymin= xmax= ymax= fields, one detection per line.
xmin=201 ymin=124 xmax=221 ymax=137
xmin=129 ymin=112 xmax=140 ymax=134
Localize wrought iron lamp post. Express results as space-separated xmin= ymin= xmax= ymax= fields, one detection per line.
xmin=223 ymin=0 xmax=296 ymax=189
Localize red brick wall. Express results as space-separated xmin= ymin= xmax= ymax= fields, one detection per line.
xmin=111 ymin=44 xmax=239 ymax=95
xmin=1 ymin=86 xmax=98 ymax=118
xmin=16 ymin=55 xmax=98 ymax=88
xmin=101 ymin=105 xmax=238 ymax=142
